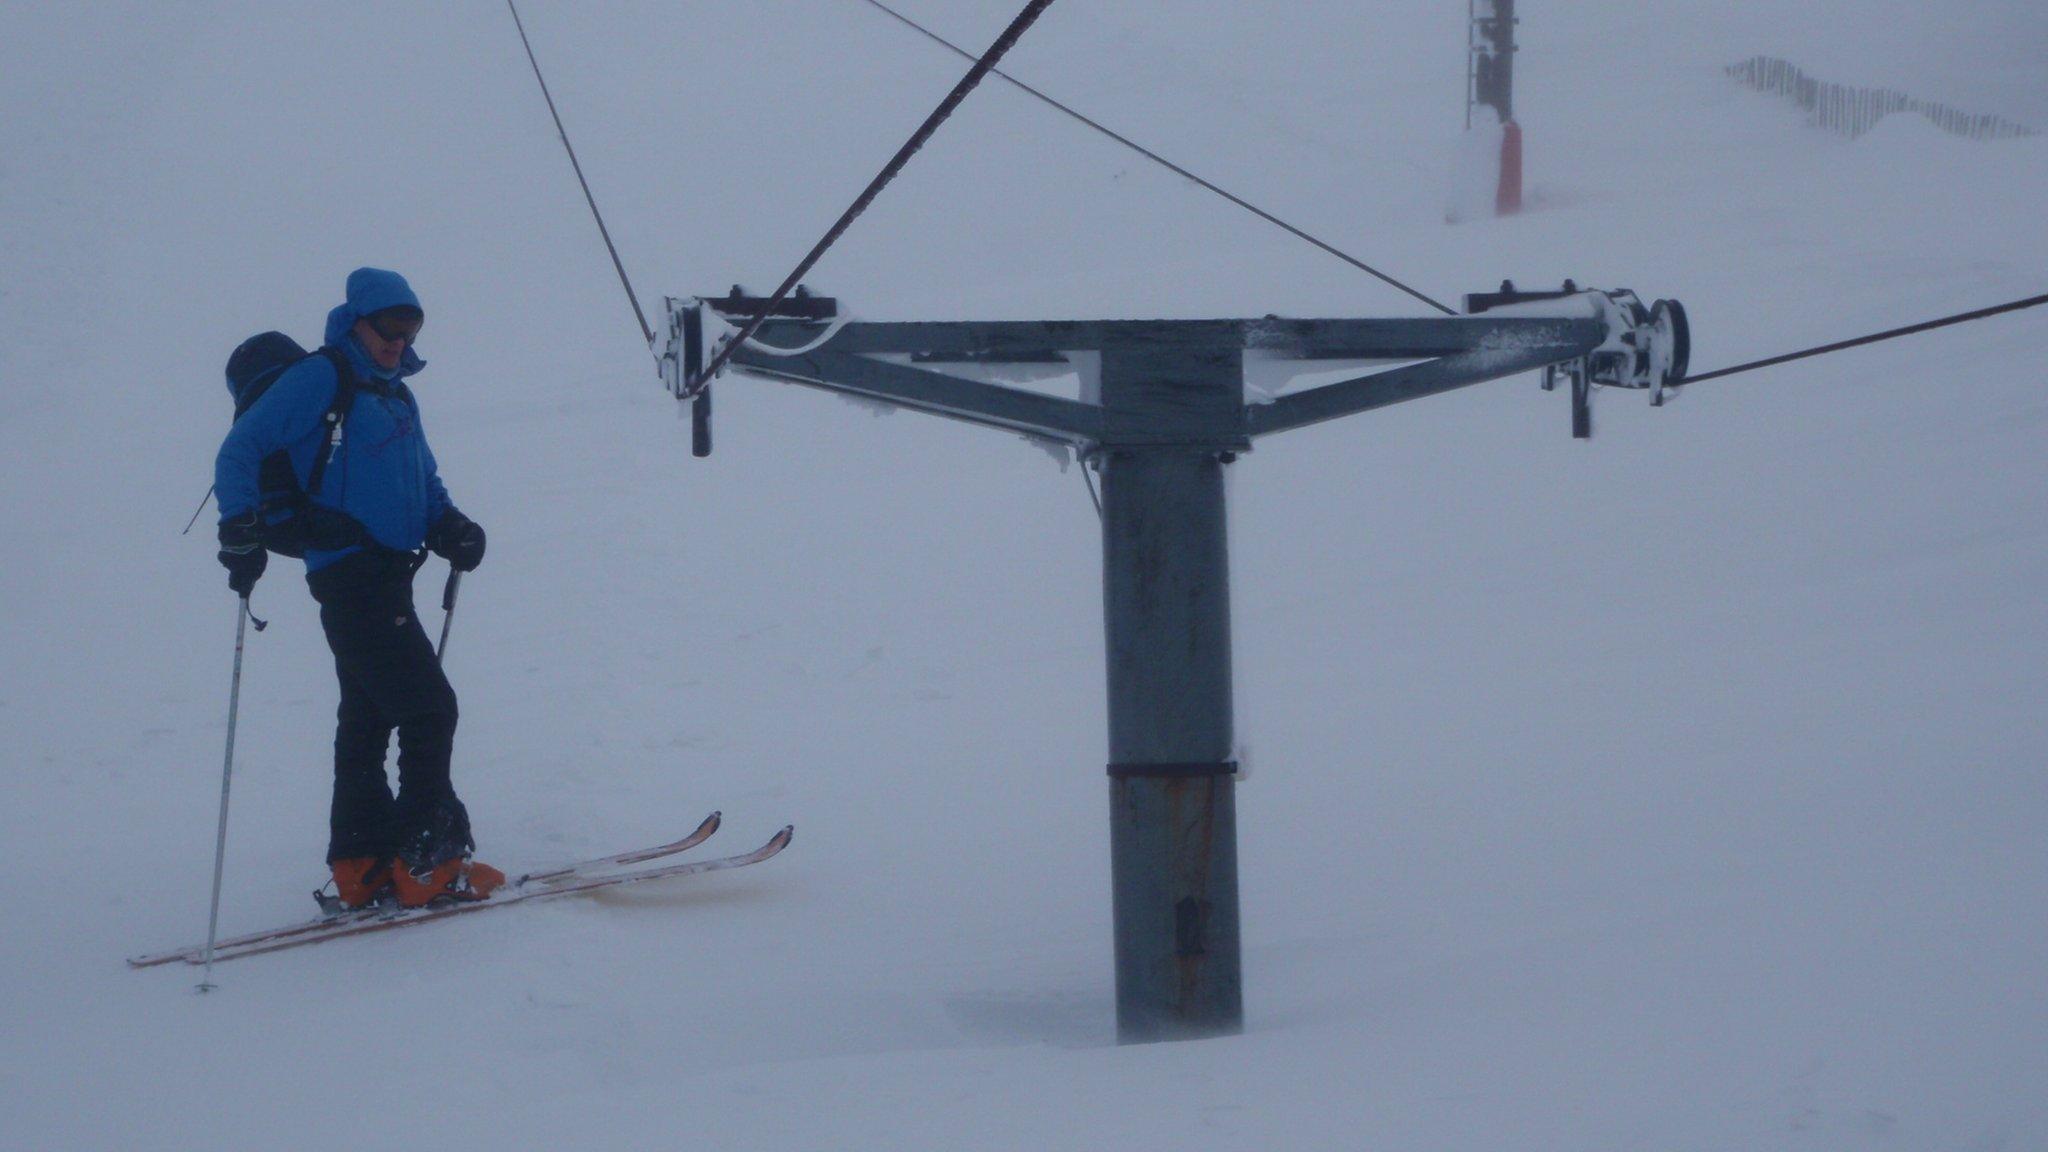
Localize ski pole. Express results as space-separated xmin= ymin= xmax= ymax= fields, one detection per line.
xmin=436 ymin=569 xmax=462 ymax=664
xmin=197 ymin=595 xmax=256 ymax=991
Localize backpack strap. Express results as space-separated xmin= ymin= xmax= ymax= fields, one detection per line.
xmin=304 ymin=347 xmax=360 ymax=497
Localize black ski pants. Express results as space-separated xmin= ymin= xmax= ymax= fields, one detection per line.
xmin=308 ymin=551 xmax=472 ymax=867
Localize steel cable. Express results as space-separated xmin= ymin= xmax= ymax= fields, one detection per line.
xmin=1676 ymin=292 xmax=2048 ymax=386
xmin=853 ymin=0 xmax=1459 ymax=316
xmin=688 ymin=0 xmax=1060 ymax=392
xmin=502 ymin=3 xmax=2041 ymax=402
xmin=507 ymin=0 xmax=657 ymax=350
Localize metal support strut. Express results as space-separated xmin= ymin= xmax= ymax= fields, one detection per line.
xmin=665 ymin=282 xmax=1685 ymax=1043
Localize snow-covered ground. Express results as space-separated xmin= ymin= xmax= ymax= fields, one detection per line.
xmin=3 ymin=2 xmax=2044 ymax=1148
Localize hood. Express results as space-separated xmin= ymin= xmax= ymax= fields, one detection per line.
xmin=323 ymin=266 xmax=427 ymax=379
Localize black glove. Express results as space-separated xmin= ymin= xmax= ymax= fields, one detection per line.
xmin=426 ymin=509 xmax=486 ymax=573
xmin=217 ymin=512 xmax=267 ymax=596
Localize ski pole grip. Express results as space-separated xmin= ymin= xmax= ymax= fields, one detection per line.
xmin=442 ymin=569 xmax=462 ymax=613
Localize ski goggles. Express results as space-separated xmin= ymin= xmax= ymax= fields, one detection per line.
xmin=366 ymin=310 xmax=424 ymax=345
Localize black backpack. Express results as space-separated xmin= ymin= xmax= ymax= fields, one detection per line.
xmin=223 ymin=332 xmax=363 ymax=558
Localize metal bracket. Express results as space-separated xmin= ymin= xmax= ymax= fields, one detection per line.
xmin=663 ymin=287 xmax=845 ymax=456
xmin=706 ymin=283 xmax=839 ymax=323
xmin=659 ymin=297 xmax=714 ymax=455
xmin=1484 ymin=281 xmax=1691 ymax=438
xmin=1107 ymin=761 xmax=1239 ymax=779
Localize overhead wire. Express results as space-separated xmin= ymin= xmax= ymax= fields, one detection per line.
xmin=506 ymin=0 xmax=657 ymax=352
xmin=847 ymin=4 xmax=2045 ymax=388
xmin=852 ymin=0 xmax=1460 ymax=316
xmin=499 ymin=3 xmax=2041 ymax=414
xmin=687 ymin=0 xmax=1059 ymax=392
xmin=1674 ymin=291 xmax=2048 ymax=386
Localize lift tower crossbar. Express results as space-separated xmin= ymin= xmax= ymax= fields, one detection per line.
xmin=661 ymin=286 xmax=1685 ymax=1042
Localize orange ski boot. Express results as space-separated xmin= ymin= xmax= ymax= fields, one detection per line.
xmin=327 ymin=857 xmax=394 ymax=910
xmin=463 ymin=858 xmax=507 ymax=900
xmin=393 ymin=855 xmax=507 ymax=907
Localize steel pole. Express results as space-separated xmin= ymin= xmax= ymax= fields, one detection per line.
xmin=1100 ymin=447 xmax=1243 ymax=1043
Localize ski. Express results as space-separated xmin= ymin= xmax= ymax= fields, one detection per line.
xmin=186 ymin=825 xmax=793 ymax=965
xmin=131 ymin=824 xmax=792 ymax=967
xmin=520 ymin=810 xmax=723 ymax=885
xmin=129 ymin=812 xmax=725 ymax=969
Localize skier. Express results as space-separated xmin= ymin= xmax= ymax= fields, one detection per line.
xmin=213 ymin=267 xmax=504 ymax=909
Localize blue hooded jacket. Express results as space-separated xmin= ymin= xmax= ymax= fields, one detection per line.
xmin=215 ymin=268 xmax=457 ymax=573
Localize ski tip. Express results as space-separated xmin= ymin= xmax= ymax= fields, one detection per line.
xmin=128 ymin=944 xmax=207 ymax=969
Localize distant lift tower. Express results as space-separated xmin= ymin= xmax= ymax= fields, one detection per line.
xmin=664 ymin=283 xmax=1689 ymax=1042
xmin=1469 ymin=0 xmax=1522 ymax=214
